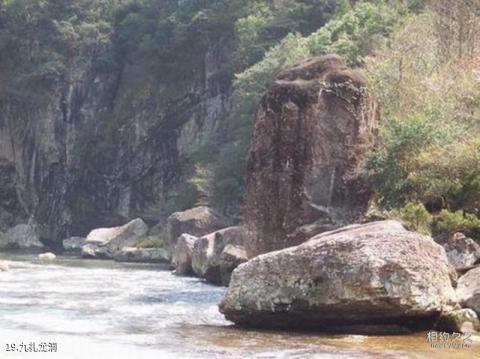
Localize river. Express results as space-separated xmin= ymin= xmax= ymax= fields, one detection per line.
xmin=0 ymin=254 xmax=478 ymax=358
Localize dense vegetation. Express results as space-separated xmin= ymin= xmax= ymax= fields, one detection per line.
xmin=1 ymin=0 xmax=479 ymax=238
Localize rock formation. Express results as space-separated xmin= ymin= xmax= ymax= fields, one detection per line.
xmin=81 ymin=218 xmax=148 ymax=259
xmin=220 ymin=221 xmax=456 ymax=332
xmin=457 ymin=267 xmax=480 ymax=316
xmin=166 ymin=207 xmax=228 ymax=250
xmin=0 ymin=221 xmax=44 ymax=250
xmin=172 ymin=234 xmax=198 ymax=275
xmin=191 ymin=226 xmax=248 ymax=286
xmin=0 ymin=35 xmax=232 ymax=247
xmin=244 ymin=55 xmax=379 ymax=257
xmin=434 ymin=232 xmax=480 ymax=270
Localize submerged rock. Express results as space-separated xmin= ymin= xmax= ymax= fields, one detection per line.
xmin=244 ymin=55 xmax=379 ymax=257
xmin=38 ymin=252 xmax=56 ymax=261
xmin=0 ymin=223 xmax=44 ymax=250
xmin=172 ymin=234 xmax=198 ymax=275
xmin=220 ymin=221 xmax=456 ymax=332
xmin=457 ymin=267 xmax=480 ymax=316
xmin=0 ymin=261 xmax=10 ymax=272
xmin=166 ymin=207 xmax=228 ymax=250
xmin=81 ymin=218 xmax=148 ymax=259
xmin=192 ymin=226 xmax=247 ymax=286
xmin=62 ymin=236 xmax=87 ymax=252
xmin=113 ymin=247 xmax=169 ymax=264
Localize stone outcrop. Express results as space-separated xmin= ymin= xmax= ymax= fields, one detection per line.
xmin=62 ymin=237 xmax=87 ymax=252
xmin=244 ymin=55 xmax=379 ymax=257
xmin=457 ymin=267 xmax=480 ymax=316
xmin=166 ymin=207 xmax=228 ymax=250
xmin=220 ymin=221 xmax=456 ymax=332
xmin=192 ymin=226 xmax=247 ymax=286
xmin=112 ymin=247 xmax=170 ymax=264
xmin=434 ymin=232 xmax=480 ymax=270
xmin=81 ymin=218 xmax=148 ymax=259
xmin=172 ymin=234 xmax=198 ymax=275
xmin=0 ymin=222 xmax=44 ymax=250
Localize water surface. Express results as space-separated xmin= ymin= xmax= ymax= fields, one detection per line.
xmin=0 ymin=254 xmax=478 ymax=358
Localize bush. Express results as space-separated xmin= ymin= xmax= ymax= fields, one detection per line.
xmin=435 ymin=210 xmax=480 ymax=237
xmin=137 ymin=236 xmax=166 ymax=249
xmin=390 ymin=202 xmax=432 ymax=235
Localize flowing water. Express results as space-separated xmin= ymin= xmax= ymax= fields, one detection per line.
xmin=0 ymin=254 xmax=479 ymax=359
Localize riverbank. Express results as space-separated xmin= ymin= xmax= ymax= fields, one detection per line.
xmin=1 ymin=253 xmax=479 ymax=358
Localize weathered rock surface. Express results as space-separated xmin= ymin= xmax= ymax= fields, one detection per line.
xmin=0 ymin=28 xmax=233 ymax=246
xmin=244 ymin=55 xmax=379 ymax=257
xmin=192 ymin=226 xmax=247 ymax=286
xmin=219 ymin=244 xmax=248 ymax=286
xmin=436 ymin=309 xmax=480 ymax=334
xmin=62 ymin=237 xmax=87 ymax=252
xmin=81 ymin=218 xmax=148 ymax=259
xmin=113 ymin=247 xmax=169 ymax=264
xmin=166 ymin=207 xmax=228 ymax=249
xmin=38 ymin=252 xmax=56 ymax=261
xmin=0 ymin=222 xmax=44 ymax=250
xmin=434 ymin=232 xmax=480 ymax=270
xmin=220 ymin=221 xmax=456 ymax=332
xmin=172 ymin=234 xmax=198 ymax=275
xmin=457 ymin=267 xmax=480 ymax=315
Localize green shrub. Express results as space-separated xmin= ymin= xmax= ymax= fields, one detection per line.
xmin=137 ymin=236 xmax=166 ymax=249
xmin=390 ymin=202 xmax=432 ymax=234
xmin=435 ymin=210 xmax=480 ymax=236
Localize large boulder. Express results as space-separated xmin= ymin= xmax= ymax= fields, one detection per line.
xmin=0 ymin=222 xmax=44 ymax=250
xmin=434 ymin=232 xmax=480 ymax=270
xmin=112 ymin=247 xmax=170 ymax=264
xmin=436 ymin=309 xmax=480 ymax=334
xmin=62 ymin=236 xmax=87 ymax=252
xmin=457 ymin=267 xmax=480 ymax=315
xmin=81 ymin=218 xmax=148 ymax=259
xmin=172 ymin=234 xmax=198 ymax=275
xmin=192 ymin=226 xmax=247 ymax=286
xmin=244 ymin=55 xmax=379 ymax=257
xmin=166 ymin=206 xmax=228 ymax=250
xmin=220 ymin=221 xmax=456 ymax=332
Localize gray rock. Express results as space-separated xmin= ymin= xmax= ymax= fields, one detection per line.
xmin=38 ymin=252 xmax=56 ymax=261
xmin=219 ymin=244 xmax=248 ymax=286
xmin=457 ymin=267 xmax=480 ymax=315
xmin=192 ymin=226 xmax=247 ymax=285
xmin=172 ymin=234 xmax=198 ymax=275
xmin=0 ymin=223 xmax=43 ymax=250
xmin=220 ymin=221 xmax=457 ymax=332
xmin=62 ymin=236 xmax=86 ymax=252
xmin=81 ymin=218 xmax=148 ymax=259
xmin=434 ymin=232 xmax=480 ymax=270
xmin=166 ymin=207 xmax=228 ymax=250
xmin=436 ymin=309 xmax=480 ymax=334
xmin=113 ymin=247 xmax=170 ymax=263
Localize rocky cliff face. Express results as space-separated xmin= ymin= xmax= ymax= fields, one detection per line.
xmin=245 ymin=55 xmax=379 ymax=257
xmin=0 ymin=38 xmax=232 ymax=247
